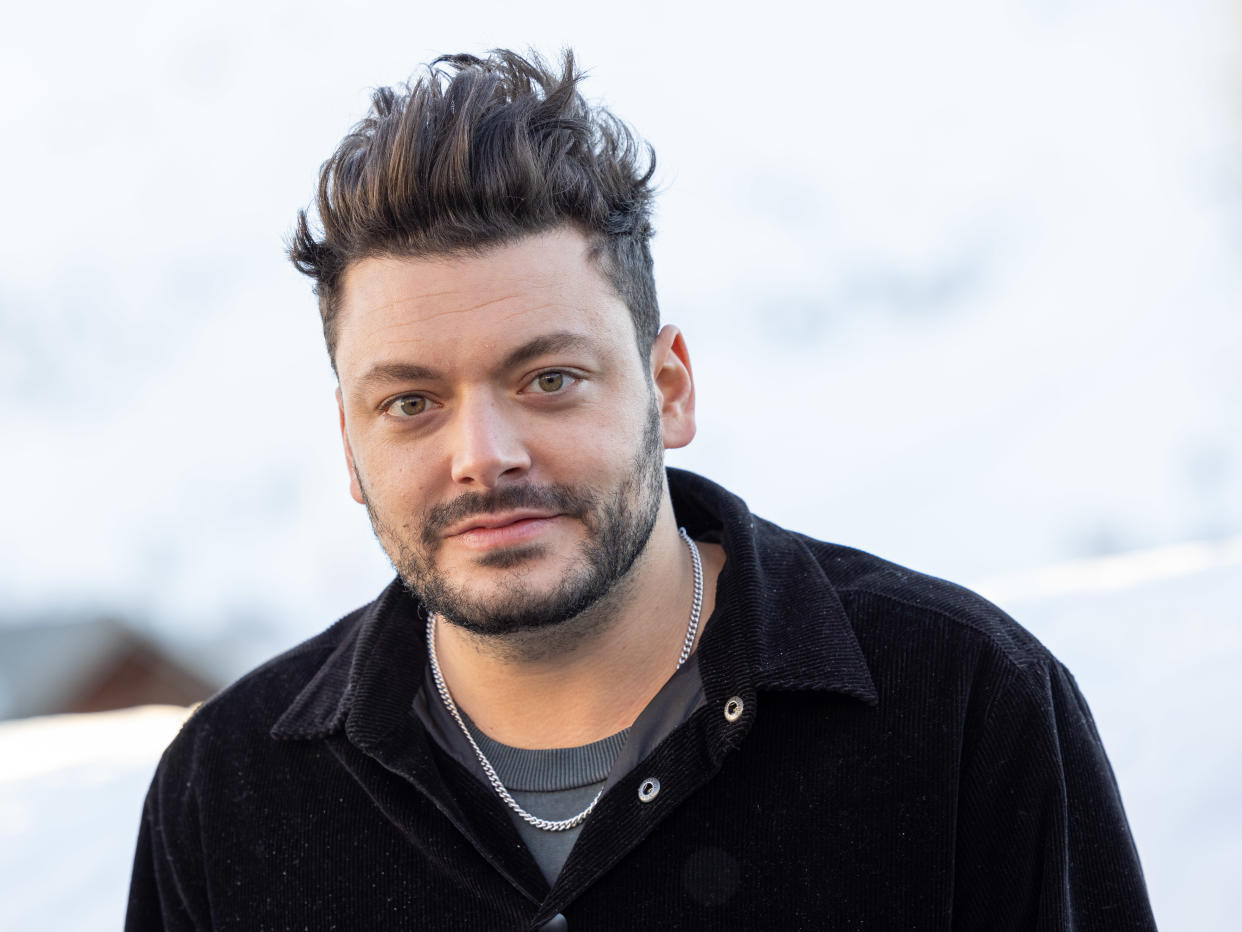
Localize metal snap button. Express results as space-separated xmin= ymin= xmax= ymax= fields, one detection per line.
xmin=724 ymin=696 xmax=744 ymax=722
xmin=638 ymin=777 xmax=661 ymax=803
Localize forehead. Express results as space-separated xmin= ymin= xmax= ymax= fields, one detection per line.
xmin=334 ymin=228 xmax=635 ymax=380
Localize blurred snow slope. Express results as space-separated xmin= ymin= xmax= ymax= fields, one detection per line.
xmin=1 ymin=0 xmax=1238 ymax=655
xmin=1 ymin=542 xmax=1239 ymax=930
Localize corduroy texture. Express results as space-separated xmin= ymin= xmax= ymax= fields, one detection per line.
xmin=126 ymin=469 xmax=1156 ymax=931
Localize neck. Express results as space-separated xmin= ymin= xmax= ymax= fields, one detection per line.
xmin=430 ymin=504 xmax=724 ymax=749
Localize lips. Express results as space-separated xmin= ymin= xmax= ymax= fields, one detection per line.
xmin=445 ymin=511 xmax=563 ymax=549
xmin=447 ymin=510 xmax=559 ymax=536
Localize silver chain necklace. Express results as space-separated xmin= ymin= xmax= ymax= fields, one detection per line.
xmin=425 ymin=526 xmax=704 ymax=832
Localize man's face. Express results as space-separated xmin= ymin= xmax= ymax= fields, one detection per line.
xmin=333 ymin=227 xmax=677 ymax=636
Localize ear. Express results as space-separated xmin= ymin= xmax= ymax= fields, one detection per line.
xmin=649 ymin=325 xmax=696 ymax=450
xmin=337 ymin=387 xmax=366 ymax=505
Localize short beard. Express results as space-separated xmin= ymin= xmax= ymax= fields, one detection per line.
xmin=359 ymin=400 xmax=666 ymax=641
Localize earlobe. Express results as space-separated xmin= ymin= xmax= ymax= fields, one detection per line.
xmin=650 ymin=325 xmax=696 ymax=450
xmin=337 ymin=388 xmax=366 ymax=505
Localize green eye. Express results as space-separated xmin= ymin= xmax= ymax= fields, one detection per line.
xmin=535 ymin=372 xmax=565 ymax=392
xmin=387 ymin=396 xmax=428 ymax=417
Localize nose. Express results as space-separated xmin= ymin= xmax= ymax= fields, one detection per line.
xmin=449 ymin=392 xmax=531 ymax=488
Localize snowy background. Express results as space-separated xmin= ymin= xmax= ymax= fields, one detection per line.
xmin=2 ymin=0 xmax=1239 ymax=928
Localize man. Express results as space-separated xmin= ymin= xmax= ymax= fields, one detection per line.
xmin=126 ymin=50 xmax=1156 ymax=930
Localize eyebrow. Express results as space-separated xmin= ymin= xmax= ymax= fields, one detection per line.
xmin=355 ymin=361 xmax=443 ymax=391
xmin=354 ymin=331 xmax=602 ymax=392
xmin=499 ymin=331 xmax=600 ymax=371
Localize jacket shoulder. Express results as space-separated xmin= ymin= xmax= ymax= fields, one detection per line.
xmin=791 ymin=528 xmax=1054 ymax=673
xmin=167 ymin=600 xmax=368 ymax=754
xmin=126 ymin=600 xmax=376 ymax=929
xmin=141 ymin=599 xmax=373 ymax=847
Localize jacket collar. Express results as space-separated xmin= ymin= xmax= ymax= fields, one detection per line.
xmin=272 ymin=468 xmax=876 ymax=742
xmin=666 ymin=469 xmax=877 ymax=704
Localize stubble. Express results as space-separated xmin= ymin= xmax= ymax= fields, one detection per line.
xmin=359 ymin=400 xmax=666 ymax=647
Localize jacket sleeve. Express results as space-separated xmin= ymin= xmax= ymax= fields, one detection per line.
xmin=952 ymin=659 xmax=1157 ymax=931
xmin=125 ymin=738 xmax=212 ymax=931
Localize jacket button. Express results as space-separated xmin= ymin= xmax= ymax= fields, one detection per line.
xmin=537 ymin=914 xmax=568 ymax=931
xmin=724 ymin=696 xmax=744 ymax=722
xmin=638 ymin=777 xmax=661 ymax=802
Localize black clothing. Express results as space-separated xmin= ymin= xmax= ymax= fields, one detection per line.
xmin=418 ymin=650 xmax=704 ymax=885
xmin=435 ymin=712 xmax=626 ymax=885
xmin=126 ymin=469 xmax=1156 ymax=930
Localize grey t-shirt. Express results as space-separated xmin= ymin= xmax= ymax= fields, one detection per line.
xmin=414 ymin=653 xmax=706 ymax=884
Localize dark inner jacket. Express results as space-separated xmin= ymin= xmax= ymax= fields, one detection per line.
xmin=126 ymin=469 xmax=1157 ymax=931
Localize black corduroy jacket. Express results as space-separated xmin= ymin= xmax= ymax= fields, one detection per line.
xmin=126 ymin=470 xmax=1156 ymax=930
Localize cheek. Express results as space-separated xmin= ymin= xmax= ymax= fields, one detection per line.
xmin=539 ymin=412 xmax=649 ymax=476
xmin=353 ymin=440 xmax=436 ymax=507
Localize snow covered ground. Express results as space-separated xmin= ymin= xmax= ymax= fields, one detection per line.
xmin=0 ymin=706 xmax=190 ymax=931
xmin=1 ymin=540 xmax=1238 ymax=930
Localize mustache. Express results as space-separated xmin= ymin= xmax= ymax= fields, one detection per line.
xmin=420 ymin=483 xmax=600 ymax=547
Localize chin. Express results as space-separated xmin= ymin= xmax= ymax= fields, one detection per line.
xmin=471 ymin=543 xmax=552 ymax=570
xmin=420 ymin=560 xmax=623 ymax=640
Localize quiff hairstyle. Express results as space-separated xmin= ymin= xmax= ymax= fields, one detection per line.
xmin=288 ymin=49 xmax=659 ymax=371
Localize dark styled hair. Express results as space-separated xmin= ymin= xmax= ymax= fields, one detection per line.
xmin=288 ymin=49 xmax=658 ymax=371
